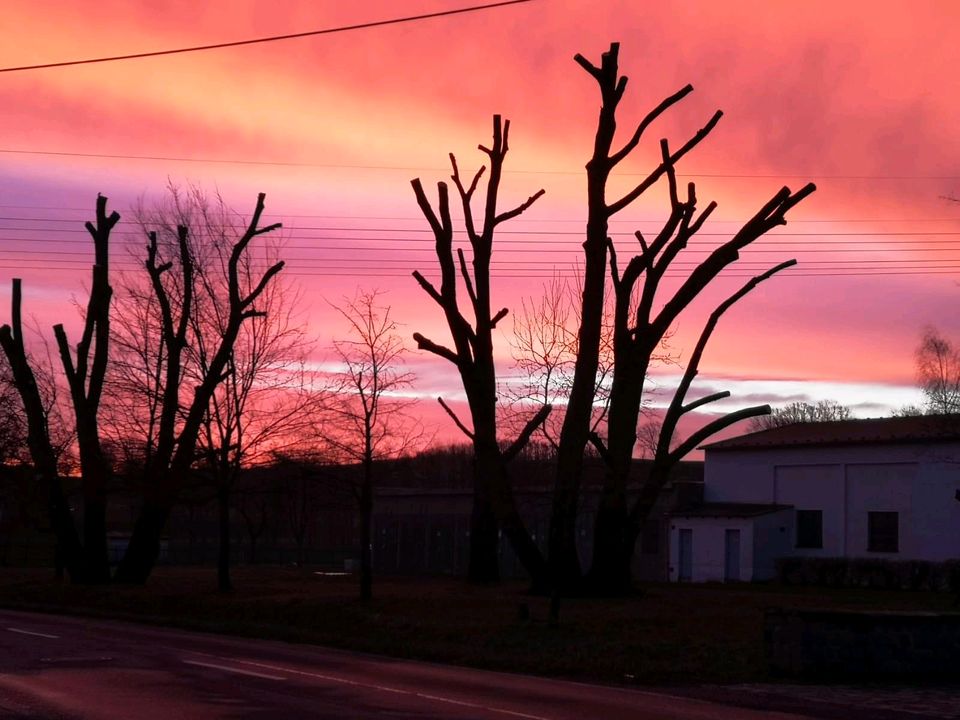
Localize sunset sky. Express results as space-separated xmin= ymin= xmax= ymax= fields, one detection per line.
xmin=1 ymin=0 xmax=958 ymax=444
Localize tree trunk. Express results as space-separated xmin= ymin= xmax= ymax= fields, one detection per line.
xmin=586 ymin=483 xmax=632 ymax=595
xmin=360 ymin=457 xmax=373 ymax=601
xmin=113 ymin=500 xmax=170 ymax=584
xmin=467 ymin=485 xmax=499 ymax=583
xmin=217 ymin=485 xmax=232 ymax=592
xmin=586 ymin=357 xmax=646 ymax=594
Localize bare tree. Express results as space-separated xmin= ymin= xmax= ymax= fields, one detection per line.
xmin=0 ymin=196 xmax=119 ymax=583
xmin=572 ymin=43 xmax=815 ymax=594
xmin=915 ymin=327 xmax=960 ymax=414
xmin=327 ymin=289 xmax=418 ymax=601
xmin=750 ymin=400 xmax=853 ymax=430
xmin=411 ymin=115 xmax=552 ymax=586
xmin=547 ymin=43 xmax=727 ymax=588
xmin=0 ymin=353 xmax=27 ymax=466
xmin=112 ymin=192 xmax=284 ymax=584
xmin=507 ymin=273 xmax=617 ymax=453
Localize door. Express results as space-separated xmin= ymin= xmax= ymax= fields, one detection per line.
xmin=678 ymin=529 xmax=693 ymax=582
xmin=724 ymin=529 xmax=741 ymax=582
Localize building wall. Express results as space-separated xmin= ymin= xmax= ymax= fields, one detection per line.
xmin=704 ymin=442 xmax=960 ymax=564
xmin=668 ymin=517 xmax=752 ymax=583
xmin=751 ymin=509 xmax=795 ymax=579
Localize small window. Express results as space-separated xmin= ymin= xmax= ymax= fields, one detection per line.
xmin=868 ymin=511 xmax=899 ymax=553
xmin=796 ymin=510 xmax=823 ymax=549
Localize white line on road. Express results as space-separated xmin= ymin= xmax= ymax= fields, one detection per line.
xmin=223 ymin=657 xmax=552 ymax=720
xmin=6 ymin=627 xmax=59 ymax=639
xmin=182 ymin=659 xmax=287 ymax=681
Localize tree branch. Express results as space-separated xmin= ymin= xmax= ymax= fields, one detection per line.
xmin=609 ymin=84 xmax=694 ymax=167
xmin=669 ymin=404 xmax=771 ymax=462
xmin=503 ymin=404 xmax=552 ymax=463
xmin=412 ymin=332 xmax=460 ymax=365
xmin=607 ymin=110 xmax=723 ymax=216
xmin=437 ymin=396 xmax=474 ymax=439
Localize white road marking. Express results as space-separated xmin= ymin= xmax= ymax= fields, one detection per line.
xmin=222 ymin=656 xmax=553 ymax=720
xmin=182 ymin=659 xmax=287 ymax=681
xmin=6 ymin=627 xmax=59 ymax=639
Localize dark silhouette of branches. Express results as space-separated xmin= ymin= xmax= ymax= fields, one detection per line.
xmin=0 ymin=196 xmax=119 ymax=583
xmin=112 ymin=190 xmax=284 ymax=584
xmin=326 ymin=289 xmax=420 ymax=600
xmin=558 ymin=43 xmax=816 ymax=594
xmin=751 ymin=400 xmax=853 ymax=431
xmin=915 ymin=327 xmax=960 ymax=415
xmin=411 ymin=115 xmax=551 ymax=586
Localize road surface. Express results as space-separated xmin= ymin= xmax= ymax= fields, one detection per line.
xmin=0 ymin=608 xmax=815 ymax=719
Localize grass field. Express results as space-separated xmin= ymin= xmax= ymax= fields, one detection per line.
xmin=0 ymin=566 xmax=955 ymax=685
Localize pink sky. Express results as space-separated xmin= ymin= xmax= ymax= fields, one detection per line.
xmin=1 ymin=0 xmax=959 ymax=444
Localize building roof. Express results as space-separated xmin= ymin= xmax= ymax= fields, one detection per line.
xmin=671 ymin=502 xmax=792 ymax=518
xmin=702 ymin=415 xmax=960 ymax=452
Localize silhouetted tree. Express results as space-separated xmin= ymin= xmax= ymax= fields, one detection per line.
xmin=548 ymin=43 xmax=727 ymax=588
xmin=750 ymin=400 xmax=853 ymax=430
xmin=113 ymin=192 xmax=284 ymax=584
xmin=0 ymin=196 xmax=119 ymax=583
xmin=507 ymin=274 xmax=616 ymax=453
xmin=327 ymin=289 xmax=419 ymax=600
xmin=915 ymin=327 xmax=960 ymax=414
xmin=0 ymin=354 xmax=27 ymax=466
xmin=573 ymin=43 xmax=815 ymax=594
xmin=411 ymin=115 xmax=551 ymax=585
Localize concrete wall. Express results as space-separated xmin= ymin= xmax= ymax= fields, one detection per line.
xmin=704 ymin=442 xmax=960 ymax=563
xmin=751 ymin=509 xmax=794 ymax=579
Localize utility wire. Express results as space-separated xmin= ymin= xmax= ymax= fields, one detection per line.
xmin=2 ymin=205 xmax=959 ymax=223
xmin=1 ymin=148 xmax=956 ymax=181
xmin=0 ymin=0 xmax=537 ymax=74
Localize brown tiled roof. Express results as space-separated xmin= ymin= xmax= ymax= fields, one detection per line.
xmin=702 ymin=415 xmax=960 ymax=451
xmin=672 ymin=502 xmax=792 ymax=518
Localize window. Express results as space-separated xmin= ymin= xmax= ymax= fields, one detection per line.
xmin=868 ymin=511 xmax=899 ymax=552
xmin=795 ymin=510 xmax=823 ymax=549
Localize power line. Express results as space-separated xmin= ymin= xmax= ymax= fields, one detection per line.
xmin=0 ymin=1 xmax=537 ymax=74
xmin=2 ymin=206 xmax=959 ymax=224
xmin=1 ymin=148 xmax=956 ymax=181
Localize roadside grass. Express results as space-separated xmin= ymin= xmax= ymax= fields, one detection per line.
xmin=0 ymin=566 xmax=955 ymax=685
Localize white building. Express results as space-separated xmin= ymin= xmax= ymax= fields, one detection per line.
xmin=668 ymin=416 xmax=960 ymax=582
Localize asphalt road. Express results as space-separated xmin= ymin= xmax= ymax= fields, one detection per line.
xmin=0 ymin=609 xmax=816 ymax=720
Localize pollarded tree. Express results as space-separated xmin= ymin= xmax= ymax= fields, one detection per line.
xmin=578 ymin=44 xmax=815 ymax=593
xmin=112 ymin=192 xmax=285 ymax=584
xmin=411 ymin=116 xmax=552 ymax=586
xmin=0 ymin=196 xmax=119 ymax=583
xmin=548 ymin=43 xmax=728 ymax=587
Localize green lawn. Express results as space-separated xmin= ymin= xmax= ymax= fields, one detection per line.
xmin=0 ymin=566 xmax=954 ymax=685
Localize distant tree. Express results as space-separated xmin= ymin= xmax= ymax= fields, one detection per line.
xmin=750 ymin=400 xmax=853 ymax=431
xmin=411 ymin=116 xmax=551 ymax=586
xmin=507 ymin=273 xmax=616 ymax=453
xmin=914 ymin=327 xmax=960 ymax=414
xmin=327 ymin=289 xmax=419 ymax=600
